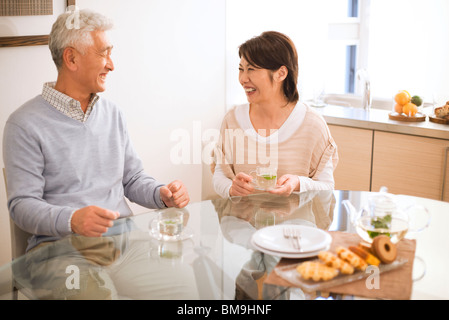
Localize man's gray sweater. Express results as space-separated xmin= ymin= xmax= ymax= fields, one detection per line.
xmin=3 ymin=95 xmax=165 ymax=250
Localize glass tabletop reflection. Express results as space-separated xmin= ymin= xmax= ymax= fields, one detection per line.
xmin=0 ymin=190 xmax=447 ymax=300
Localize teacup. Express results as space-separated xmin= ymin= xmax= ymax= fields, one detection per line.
xmin=157 ymin=208 xmax=184 ymax=240
xmin=250 ymin=166 xmax=277 ymax=191
xmin=158 ymin=241 xmax=183 ymax=259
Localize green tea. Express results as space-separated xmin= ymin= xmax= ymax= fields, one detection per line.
xmin=256 ymin=174 xmax=277 ymax=190
xmin=158 ymin=218 xmax=183 ymax=237
xmin=356 ymin=216 xmax=408 ymax=243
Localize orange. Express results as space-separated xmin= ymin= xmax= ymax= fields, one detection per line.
xmin=394 ymin=90 xmax=411 ymax=106
xmin=394 ymin=103 xmax=403 ymax=114
xmin=402 ymin=102 xmax=418 ymax=116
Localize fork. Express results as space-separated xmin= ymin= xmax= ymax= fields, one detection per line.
xmin=283 ymin=227 xmax=301 ymax=251
xmin=292 ymin=228 xmax=302 ymax=252
xmin=283 ymin=227 xmax=291 ymax=243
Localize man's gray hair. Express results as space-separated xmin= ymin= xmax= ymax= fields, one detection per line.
xmin=49 ymin=8 xmax=113 ymax=70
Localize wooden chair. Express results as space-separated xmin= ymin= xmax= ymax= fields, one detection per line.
xmin=2 ymin=168 xmax=34 ymax=299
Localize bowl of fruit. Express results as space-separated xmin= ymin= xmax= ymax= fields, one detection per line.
xmin=389 ymin=90 xmax=426 ymax=122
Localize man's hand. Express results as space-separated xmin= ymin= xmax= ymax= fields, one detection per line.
xmin=71 ymin=206 xmax=120 ymax=237
xmin=160 ymin=180 xmax=190 ymax=208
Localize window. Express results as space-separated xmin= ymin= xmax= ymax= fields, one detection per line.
xmin=327 ymin=0 xmax=361 ymax=95
xmin=366 ymin=0 xmax=449 ymax=105
xmin=226 ymin=0 xmax=449 ymax=108
xmin=347 ymin=0 xmax=358 ymax=93
xmin=346 ymin=45 xmax=356 ymax=93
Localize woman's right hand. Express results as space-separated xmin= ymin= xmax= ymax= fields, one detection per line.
xmin=229 ymin=172 xmax=255 ymax=197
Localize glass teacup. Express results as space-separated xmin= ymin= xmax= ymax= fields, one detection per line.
xmin=250 ymin=166 xmax=277 ymax=191
xmin=157 ymin=208 xmax=184 ymax=240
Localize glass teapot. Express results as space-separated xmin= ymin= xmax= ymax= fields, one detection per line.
xmin=342 ymin=187 xmax=431 ymax=243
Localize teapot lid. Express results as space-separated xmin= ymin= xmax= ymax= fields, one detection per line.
xmin=368 ymin=187 xmax=397 ymax=215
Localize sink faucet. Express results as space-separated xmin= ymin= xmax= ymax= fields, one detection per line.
xmin=356 ymin=69 xmax=372 ymax=111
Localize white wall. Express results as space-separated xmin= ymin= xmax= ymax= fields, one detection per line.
xmin=0 ymin=0 xmax=225 ymax=265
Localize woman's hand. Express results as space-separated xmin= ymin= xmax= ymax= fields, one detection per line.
xmin=268 ymin=174 xmax=300 ymax=196
xmin=229 ymin=172 xmax=255 ymax=197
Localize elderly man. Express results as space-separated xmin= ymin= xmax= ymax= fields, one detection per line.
xmin=3 ymin=8 xmax=190 ymax=252
xmin=2 ymin=8 xmax=198 ymax=300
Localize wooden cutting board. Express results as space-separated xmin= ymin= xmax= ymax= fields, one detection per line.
xmin=265 ymin=231 xmax=416 ymax=300
xmin=429 ymin=107 xmax=449 ymax=124
xmin=388 ymin=112 xmax=426 ymax=122
xmin=429 ymin=115 xmax=449 ymax=124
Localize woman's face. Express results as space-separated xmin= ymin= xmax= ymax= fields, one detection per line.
xmin=239 ymin=57 xmax=280 ymax=105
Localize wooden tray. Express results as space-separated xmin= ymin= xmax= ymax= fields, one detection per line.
xmin=265 ymin=231 xmax=416 ymax=300
xmin=429 ymin=115 xmax=449 ymax=124
xmin=274 ymin=257 xmax=407 ymax=293
xmin=388 ymin=112 xmax=426 ymax=122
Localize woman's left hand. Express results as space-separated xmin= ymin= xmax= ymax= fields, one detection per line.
xmin=268 ymin=174 xmax=300 ymax=196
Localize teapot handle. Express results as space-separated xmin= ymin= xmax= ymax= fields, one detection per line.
xmin=404 ymin=204 xmax=431 ymax=236
xmin=341 ymin=200 xmax=357 ymax=224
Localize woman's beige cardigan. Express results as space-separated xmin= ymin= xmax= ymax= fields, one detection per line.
xmin=212 ymin=104 xmax=338 ymax=182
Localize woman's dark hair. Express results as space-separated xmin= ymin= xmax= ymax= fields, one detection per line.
xmin=239 ymin=31 xmax=299 ymax=104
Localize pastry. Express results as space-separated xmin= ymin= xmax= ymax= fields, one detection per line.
xmin=349 ymin=246 xmax=380 ymax=266
xmin=358 ymin=241 xmax=374 ymax=254
xmin=296 ymin=261 xmax=339 ymax=282
xmin=318 ymin=251 xmax=354 ymax=274
xmin=435 ymin=103 xmax=449 ymax=119
xmin=372 ymin=235 xmax=397 ymax=264
xmin=336 ymin=246 xmax=368 ymax=271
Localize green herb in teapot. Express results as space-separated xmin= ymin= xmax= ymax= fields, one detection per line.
xmin=367 ymin=214 xmax=392 ymax=238
xmin=357 ymin=214 xmax=408 ymax=243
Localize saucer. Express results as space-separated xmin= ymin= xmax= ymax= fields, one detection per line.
xmin=254 ymin=185 xmax=284 ymax=191
xmin=149 ymin=219 xmax=194 ymax=242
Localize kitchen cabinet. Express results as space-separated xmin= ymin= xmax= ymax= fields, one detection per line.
xmin=328 ymin=124 xmax=449 ymax=201
xmin=372 ymin=131 xmax=449 ymax=202
xmin=328 ymin=125 xmax=373 ymax=191
xmin=322 ymin=104 xmax=449 ymax=202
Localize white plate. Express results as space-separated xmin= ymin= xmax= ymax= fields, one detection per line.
xmin=252 ymin=225 xmax=332 ymax=254
xmin=251 ymin=238 xmax=330 ymax=259
xmin=149 ymin=219 xmax=194 ymax=242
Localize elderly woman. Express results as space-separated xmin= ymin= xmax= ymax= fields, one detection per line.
xmin=213 ymin=31 xmax=338 ymax=198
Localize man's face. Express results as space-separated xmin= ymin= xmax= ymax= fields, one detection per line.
xmin=75 ymin=30 xmax=114 ymax=94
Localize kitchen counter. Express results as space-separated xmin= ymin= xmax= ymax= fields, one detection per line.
xmin=314 ymin=104 xmax=449 ymax=140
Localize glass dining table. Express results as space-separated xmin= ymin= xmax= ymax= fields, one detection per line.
xmin=0 ymin=190 xmax=448 ymax=301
